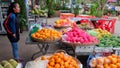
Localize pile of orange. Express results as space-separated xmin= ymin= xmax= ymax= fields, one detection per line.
xmin=47 ymin=52 xmax=79 ymax=68
xmin=104 ymin=54 xmax=120 ymax=68
xmin=90 ymin=54 xmax=120 ymax=68
xmin=55 ymin=19 xmax=71 ymax=27
xmin=31 ymin=28 xmax=62 ymax=41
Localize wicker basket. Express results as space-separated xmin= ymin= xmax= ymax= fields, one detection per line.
xmin=34 ymin=50 xmax=82 ymax=68
xmin=62 ymin=40 xmax=98 ymax=46
xmin=77 ymin=24 xmax=94 ymax=30
xmin=31 ymin=37 xmax=61 ymax=43
xmin=54 ymin=25 xmax=71 ymax=29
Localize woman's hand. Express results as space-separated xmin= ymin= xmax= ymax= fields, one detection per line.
xmin=13 ymin=34 xmax=16 ymax=38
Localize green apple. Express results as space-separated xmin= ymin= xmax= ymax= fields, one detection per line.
xmin=9 ymin=59 xmax=18 ymax=68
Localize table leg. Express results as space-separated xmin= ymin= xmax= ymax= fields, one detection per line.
xmin=31 ymin=43 xmax=49 ymax=60
xmin=31 ymin=44 xmax=42 ymax=60
xmin=42 ymin=44 xmax=49 ymax=55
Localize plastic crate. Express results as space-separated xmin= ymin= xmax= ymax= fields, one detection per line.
xmin=75 ymin=45 xmax=95 ymax=55
xmin=94 ymin=46 xmax=113 ymax=56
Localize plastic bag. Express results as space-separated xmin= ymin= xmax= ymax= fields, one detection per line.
xmin=29 ymin=23 xmax=42 ymax=31
xmin=25 ymin=60 xmax=48 ymax=68
xmin=16 ymin=63 xmax=23 ymax=68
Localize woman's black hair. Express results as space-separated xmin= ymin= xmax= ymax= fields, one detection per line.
xmin=7 ymin=2 xmax=18 ymax=16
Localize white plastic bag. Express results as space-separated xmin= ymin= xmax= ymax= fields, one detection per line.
xmin=25 ymin=60 xmax=48 ymax=68
xmin=16 ymin=63 xmax=23 ymax=68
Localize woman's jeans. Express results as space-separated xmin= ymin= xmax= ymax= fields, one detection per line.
xmin=11 ymin=42 xmax=19 ymax=59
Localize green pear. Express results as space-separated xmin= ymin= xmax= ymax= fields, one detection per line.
xmin=4 ymin=63 xmax=14 ymax=68
xmin=1 ymin=60 xmax=9 ymax=66
xmin=0 ymin=64 xmax=4 ymax=68
xmin=9 ymin=59 xmax=18 ymax=68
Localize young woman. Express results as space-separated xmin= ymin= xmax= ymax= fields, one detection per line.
xmin=5 ymin=2 xmax=21 ymax=62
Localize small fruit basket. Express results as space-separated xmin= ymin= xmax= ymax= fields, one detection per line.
xmin=31 ymin=28 xmax=62 ymax=43
xmin=54 ymin=19 xmax=71 ymax=29
xmin=88 ymin=54 xmax=120 ymax=68
xmin=25 ymin=50 xmax=83 ymax=68
xmin=62 ymin=28 xmax=99 ymax=46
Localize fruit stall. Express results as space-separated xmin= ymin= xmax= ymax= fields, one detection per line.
xmin=24 ymin=11 xmax=120 ymax=68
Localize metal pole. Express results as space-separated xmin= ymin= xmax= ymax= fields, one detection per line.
xmin=25 ymin=0 xmax=29 ymax=30
xmin=71 ymin=0 xmax=74 ymax=13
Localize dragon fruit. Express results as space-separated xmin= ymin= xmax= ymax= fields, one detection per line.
xmin=63 ymin=28 xmax=98 ymax=45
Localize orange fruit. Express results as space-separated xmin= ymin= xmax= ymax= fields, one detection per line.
xmin=55 ymin=64 xmax=60 ymax=68
xmin=47 ymin=65 xmax=52 ymax=68
xmin=64 ymin=62 xmax=69 ymax=68
xmin=117 ymin=63 xmax=120 ymax=68
xmin=118 ymin=59 xmax=120 ymax=63
xmin=111 ymin=58 xmax=117 ymax=64
xmin=60 ymin=65 xmax=65 ymax=68
xmin=60 ymin=60 xmax=64 ymax=66
xmin=49 ymin=58 xmax=55 ymax=62
xmin=104 ymin=64 xmax=110 ymax=68
xmin=96 ymin=65 xmax=104 ymax=68
xmin=63 ymin=56 xmax=68 ymax=62
xmin=112 ymin=54 xmax=117 ymax=58
xmin=56 ymin=58 xmax=61 ymax=63
xmin=110 ymin=64 xmax=117 ymax=68
xmin=49 ymin=61 xmax=55 ymax=67
xmin=41 ymin=56 xmax=47 ymax=60
xmin=59 ymin=54 xmax=64 ymax=59
xmin=118 ymin=56 xmax=120 ymax=59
